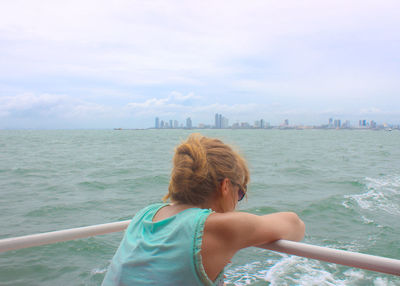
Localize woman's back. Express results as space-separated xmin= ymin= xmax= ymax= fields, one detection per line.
xmin=102 ymin=203 xmax=224 ymax=286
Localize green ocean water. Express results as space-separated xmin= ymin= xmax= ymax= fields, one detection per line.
xmin=0 ymin=129 xmax=399 ymax=285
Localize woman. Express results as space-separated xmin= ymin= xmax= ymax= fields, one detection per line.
xmin=102 ymin=133 xmax=305 ymax=285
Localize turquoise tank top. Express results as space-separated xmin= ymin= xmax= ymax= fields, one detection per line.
xmin=102 ymin=203 xmax=225 ymax=286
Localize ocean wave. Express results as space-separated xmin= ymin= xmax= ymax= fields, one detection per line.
xmin=91 ymin=267 xmax=108 ymax=275
xmin=225 ymin=255 xmax=398 ymax=286
xmin=343 ymin=175 xmax=400 ymax=216
xmin=266 ymin=256 xmax=344 ymax=286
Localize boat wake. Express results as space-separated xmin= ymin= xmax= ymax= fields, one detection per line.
xmin=225 ymin=254 xmax=397 ymax=286
xmin=343 ymin=175 xmax=400 ymax=218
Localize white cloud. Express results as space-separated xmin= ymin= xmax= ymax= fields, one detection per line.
xmin=0 ymin=93 xmax=64 ymax=113
xmin=2 ymin=0 xmax=398 ymax=85
xmin=125 ymin=92 xmax=266 ymax=122
xmin=359 ymin=107 xmax=384 ymax=115
xmin=127 ymin=98 xmax=175 ymax=109
xmin=0 ymin=93 xmax=112 ymax=119
xmin=127 ymin=91 xmax=200 ymax=110
xmin=169 ymin=91 xmax=201 ymax=101
xmin=126 ymin=93 xmax=195 ymax=117
xmin=1 ymin=1 xmax=400 ymax=127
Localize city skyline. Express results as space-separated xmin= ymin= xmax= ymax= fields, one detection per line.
xmin=153 ymin=114 xmax=398 ymax=130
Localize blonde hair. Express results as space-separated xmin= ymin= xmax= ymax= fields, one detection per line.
xmin=163 ymin=133 xmax=249 ymax=205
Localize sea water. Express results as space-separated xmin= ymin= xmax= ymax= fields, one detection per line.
xmin=0 ymin=129 xmax=399 ymax=286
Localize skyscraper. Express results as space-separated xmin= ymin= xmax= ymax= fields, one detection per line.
xmin=186 ymin=117 xmax=192 ymax=129
xmin=155 ymin=117 xmax=159 ymax=129
xmin=328 ymin=118 xmax=334 ymax=128
xmin=215 ymin=113 xmax=220 ymax=128
xmin=221 ymin=116 xmax=229 ymax=128
xmin=215 ymin=113 xmax=228 ymax=128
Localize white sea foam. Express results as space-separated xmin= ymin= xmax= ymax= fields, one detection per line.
xmin=264 ymin=256 xmax=345 ymax=286
xmin=225 ymin=260 xmax=269 ymax=285
xmin=365 ymin=176 xmax=400 ymax=190
xmin=226 ymin=254 xmax=400 ymax=285
xmin=373 ymin=277 xmax=398 ymax=286
xmin=343 ymin=175 xmax=400 ymax=216
xmin=90 ymin=267 xmax=107 ymax=275
xmin=224 ymin=254 xmax=400 ymax=286
xmin=361 ymin=215 xmax=374 ymax=224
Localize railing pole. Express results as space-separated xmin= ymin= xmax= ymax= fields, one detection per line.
xmin=1 ymin=220 xmax=399 ymax=276
xmin=259 ymin=240 xmax=400 ymax=276
xmin=0 ymin=220 xmax=131 ymax=253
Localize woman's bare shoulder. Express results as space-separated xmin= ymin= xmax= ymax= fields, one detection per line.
xmin=204 ymin=211 xmax=305 ymax=248
xmin=204 ymin=212 xmax=259 ymax=242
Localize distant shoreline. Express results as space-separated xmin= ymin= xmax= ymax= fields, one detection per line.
xmin=114 ymin=127 xmax=398 ymax=131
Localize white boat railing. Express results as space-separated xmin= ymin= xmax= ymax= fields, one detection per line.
xmin=0 ymin=220 xmax=399 ymax=276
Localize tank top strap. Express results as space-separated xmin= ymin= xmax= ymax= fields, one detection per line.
xmin=193 ymin=209 xmax=225 ymax=286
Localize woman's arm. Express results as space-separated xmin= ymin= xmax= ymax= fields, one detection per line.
xmin=201 ymin=211 xmax=305 ymax=280
xmin=206 ymin=211 xmax=304 ymax=251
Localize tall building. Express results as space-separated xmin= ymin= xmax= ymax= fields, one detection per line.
xmin=155 ymin=117 xmax=159 ymax=129
xmin=215 ymin=113 xmax=228 ymax=128
xmin=215 ymin=113 xmax=220 ymax=128
xmin=169 ymin=120 xmax=173 ymax=129
xmin=334 ymin=119 xmax=341 ymax=128
xmin=260 ymin=119 xmax=265 ymax=129
xmin=186 ymin=117 xmax=192 ymax=129
xmin=221 ymin=116 xmax=229 ymax=128
xmin=174 ymin=120 xmax=179 ymax=128
xmin=215 ymin=113 xmax=224 ymax=128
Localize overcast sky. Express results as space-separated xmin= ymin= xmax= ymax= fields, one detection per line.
xmin=1 ymin=0 xmax=399 ymax=128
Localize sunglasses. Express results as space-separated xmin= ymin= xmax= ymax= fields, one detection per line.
xmin=232 ymin=181 xmax=246 ymax=202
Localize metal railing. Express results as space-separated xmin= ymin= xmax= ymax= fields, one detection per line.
xmin=1 ymin=220 xmax=399 ymax=276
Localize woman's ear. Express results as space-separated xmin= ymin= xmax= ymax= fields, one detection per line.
xmin=217 ymin=178 xmax=236 ymax=213
xmin=219 ymin=178 xmax=230 ymax=198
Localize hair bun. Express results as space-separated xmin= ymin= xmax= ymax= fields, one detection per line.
xmin=164 ymin=133 xmax=249 ymax=205
xmin=175 ymin=135 xmax=208 ymax=181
